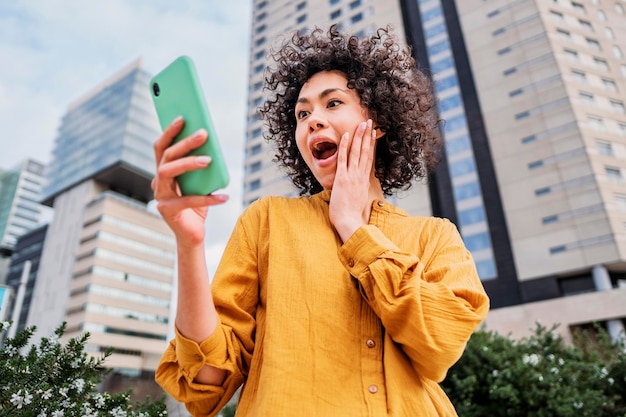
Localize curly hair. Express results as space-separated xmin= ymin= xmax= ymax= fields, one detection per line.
xmin=258 ymin=25 xmax=441 ymax=196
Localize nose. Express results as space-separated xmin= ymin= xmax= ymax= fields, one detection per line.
xmin=307 ymin=111 xmax=327 ymax=132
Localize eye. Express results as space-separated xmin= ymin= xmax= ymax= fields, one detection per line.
xmin=327 ymin=99 xmax=342 ymax=108
xmin=296 ymin=109 xmax=309 ymax=120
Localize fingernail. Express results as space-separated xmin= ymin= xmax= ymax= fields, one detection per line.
xmin=193 ymin=129 xmax=207 ymax=139
xmin=367 ymin=119 xmax=372 ymax=128
xmin=197 ymin=156 xmax=211 ymax=165
xmin=372 ymin=129 xmax=377 ymax=138
xmin=173 ymin=116 xmax=183 ymax=125
xmin=360 ymin=121 xmax=367 ymax=130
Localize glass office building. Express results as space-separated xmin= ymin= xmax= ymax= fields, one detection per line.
xmin=41 ymin=59 xmax=160 ymax=206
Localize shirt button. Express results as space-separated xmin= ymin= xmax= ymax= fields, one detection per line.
xmin=368 ymin=385 xmax=378 ymax=394
xmin=377 ymin=201 xmax=384 ymax=207
xmin=348 ymin=259 xmax=355 ymax=267
xmin=366 ymin=339 xmax=376 ymax=348
xmin=194 ymin=354 xmax=203 ymax=361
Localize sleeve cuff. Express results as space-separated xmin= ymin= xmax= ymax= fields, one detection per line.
xmin=338 ymin=225 xmax=400 ymax=277
xmin=174 ymin=324 xmax=230 ymax=381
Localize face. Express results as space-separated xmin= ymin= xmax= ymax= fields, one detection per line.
xmin=294 ymin=70 xmax=372 ymax=190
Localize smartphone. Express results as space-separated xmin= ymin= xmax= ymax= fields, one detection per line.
xmin=150 ymin=55 xmax=229 ymax=195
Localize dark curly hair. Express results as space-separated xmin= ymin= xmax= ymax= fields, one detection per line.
xmin=259 ymin=25 xmax=441 ymax=196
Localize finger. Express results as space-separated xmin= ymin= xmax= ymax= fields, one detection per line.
xmin=158 ymin=155 xmax=212 ymax=181
xmin=154 ymin=116 xmax=184 ymax=165
xmin=336 ymin=132 xmax=350 ymax=172
xmin=162 ymin=128 xmax=208 ymax=164
xmin=358 ymin=119 xmax=374 ymax=170
xmin=349 ymin=121 xmax=367 ymax=169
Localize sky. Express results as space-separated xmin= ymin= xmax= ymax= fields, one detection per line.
xmin=0 ymin=0 xmax=252 ymax=275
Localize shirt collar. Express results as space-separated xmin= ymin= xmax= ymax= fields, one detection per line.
xmin=311 ymin=190 xmax=408 ymax=216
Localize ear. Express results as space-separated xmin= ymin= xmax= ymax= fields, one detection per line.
xmin=372 ymin=125 xmax=385 ymax=139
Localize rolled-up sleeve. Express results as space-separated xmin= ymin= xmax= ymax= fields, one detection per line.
xmin=155 ymin=202 xmax=262 ymax=417
xmin=338 ymin=220 xmax=489 ymax=382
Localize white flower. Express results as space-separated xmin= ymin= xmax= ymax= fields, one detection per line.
xmin=59 ymin=387 xmax=69 ymax=397
xmin=538 ymin=375 xmax=544 ymax=382
xmin=558 ymin=358 xmax=565 ymax=366
xmin=70 ymin=358 xmax=82 ymax=369
xmin=42 ymin=389 xmax=53 ymax=400
xmin=83 ymin=406 xmax=97 ymax=417
xmin=0 ymin=321 xmax=10 ymax=331
xmin=482 ymin=346 xmax=489 ymax=351
xmin=573 ymin=401 xmax=583 ymax=409
xmin=37 ymin=411 xmax=47 ymax=417
xmin=492 ymin=370 xmax=499 ymax=377
xmin=10 ymin=389 xmax=32 ymax=409
xmin=550 ymin=367 xmax=559 ymax=374
xmin=5 ymin=345 xmax=18 ymax=357
xmin=110 ymin=406 xmax=127 ymax=417
xmin=608 ymin=377 xmax=615 ymax=385
xmin=522 ymin=353 xmax=540 ymax=366
xmin=600 ymin=367 xmax=609 ymax=378
xmin=51 ymin=411 xmax=64 ymax=417
xmin=94 ymin=394 xmax=106 ymax=408
xmin=547 ymin=354 xmax=555 ymax=361
xmin=72 ymin=378 xmax=85 ymax=393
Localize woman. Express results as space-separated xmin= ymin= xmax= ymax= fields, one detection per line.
xmin=153 ymin=25 xmax=489 ymax=417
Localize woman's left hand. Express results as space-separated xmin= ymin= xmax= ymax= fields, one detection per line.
xmin=329 ymin=119 xmax=377 ymax=242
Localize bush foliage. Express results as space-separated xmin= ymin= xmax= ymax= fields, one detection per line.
xmin=441 ymin=322 xmax=626 ymax=417
xmin=0 ymin=321 xmax=167 ymax=417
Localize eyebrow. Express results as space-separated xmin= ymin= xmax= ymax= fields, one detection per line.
xmin=296 ymin=87 xmax=347 ymax=104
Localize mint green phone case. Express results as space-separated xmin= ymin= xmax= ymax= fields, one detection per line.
xmin=150 ymin=56 xmax=229 ymax=195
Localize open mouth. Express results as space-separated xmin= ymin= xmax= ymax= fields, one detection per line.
xmin=312 ymin=141 xmax=338 ymax=160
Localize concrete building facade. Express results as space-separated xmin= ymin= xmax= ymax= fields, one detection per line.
xmin=243 ymin=0 xmax=626 ymax=342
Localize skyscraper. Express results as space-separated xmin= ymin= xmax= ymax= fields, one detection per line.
xmin=0 ymin=158 xmax=51 ymax=283
xmin=244 ymin=0 xmax=626 ymax=341
xmin=26 ymin=60 xmax=176 ymax=382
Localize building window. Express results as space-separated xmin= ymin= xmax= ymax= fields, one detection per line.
xmin=571 ymin=2 xmax=586 ymax=13
xmin=550 ymin=245 xmax=567 ymax=254
xmin=543 ymin=215 xmax=559 ymax=224
xmin=464 ymin=232 xmax=491 ymax=252
xmin=564 ymin=48 xmax=579 ymax=61
xmin=535 ymin=187 xmax=552 ymax=196
xmin=620 ymin=123 xmax=626 ymax=137
xmin=579 ymin=91 xmax=595 ymax=105
xmin=613 ymin=46 xmax=624 ymax=59
xmin=605 ymin=27 xmax=615 ymax=39
xmin=550 ymin=10 xmax=565 ymax=21
xmin=587 ymin=115 xmax=606 ymax=131
xmin=616 ymin=4 xmax=625 ymax=14
xmin=330 ymin=0 xmax=340 ymax=4
xmin=296 ymin=1 xmax=306 ymax=10
xmin=597 ymin=10 xmax=607 ymax=21
xmin=350 ymin=12 xmax=363 ymax=23
xmin=254 ymin=50 xmax=265 ymax=60
xmin=349 ymin=0 xmax=361 ymax=9
xmin=254 ymin=64 xmax=264 ymax=74
xmin=606 ymin=166 xmax=623 ymax=183
xmin=586 ymin=38 xmax=601 ymax=51
xmin=509 ymin=88 xmax=524 ymax=97
xmin=330 ymin=9 xmax=341 ymax=19
xmin=557 ymin=29 xmax=571 ymax=41
xmin=571 ymin=69 xmax=588 ymax=83
xmin=255 ymin=24 xmax=267 ymax=34
xmin=248 ymin=179 xmax=261 ymax=192
xmin=254 ymin=37 xmax=266 ymax=47
xmin=248 ymin=161 xmax=262 ymax=174
xmin=594 ymin=57 xmax=609 ymax=70
xmin=602 ymin=78 xmax=618 ymax=92
xmin=597 ymin=140 xmax=614 ymax=156
xmin=515 ymin=111 xmax=530 ymax=120
xmin=611 ymin=100 xmax=626 ymax=114
xmin=296 ymin=14 xmax=306 ymax=23
xmin=249 ymin=143 xmax=262 ymax=156
xmin=579 ymin=19 xmax=593 ymax=31
xmin=528 ymin=160 xmax=544 ymax=169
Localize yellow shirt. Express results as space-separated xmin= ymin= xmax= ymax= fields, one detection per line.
xmin=156 ymin=190 xmax=489 ymax=417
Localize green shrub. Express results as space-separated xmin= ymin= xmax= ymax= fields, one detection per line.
xmin=442 ymin=322 xmax=626 ymax=417
xmin=0 ymin=321 xmax=167 ymax=417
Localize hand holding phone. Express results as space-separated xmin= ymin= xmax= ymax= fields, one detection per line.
xmin=150 ymin=56 xmax=229 ymax=195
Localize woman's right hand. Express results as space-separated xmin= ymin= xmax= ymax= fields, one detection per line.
xmin=152 ymin=116 xmax=229 ymax=246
